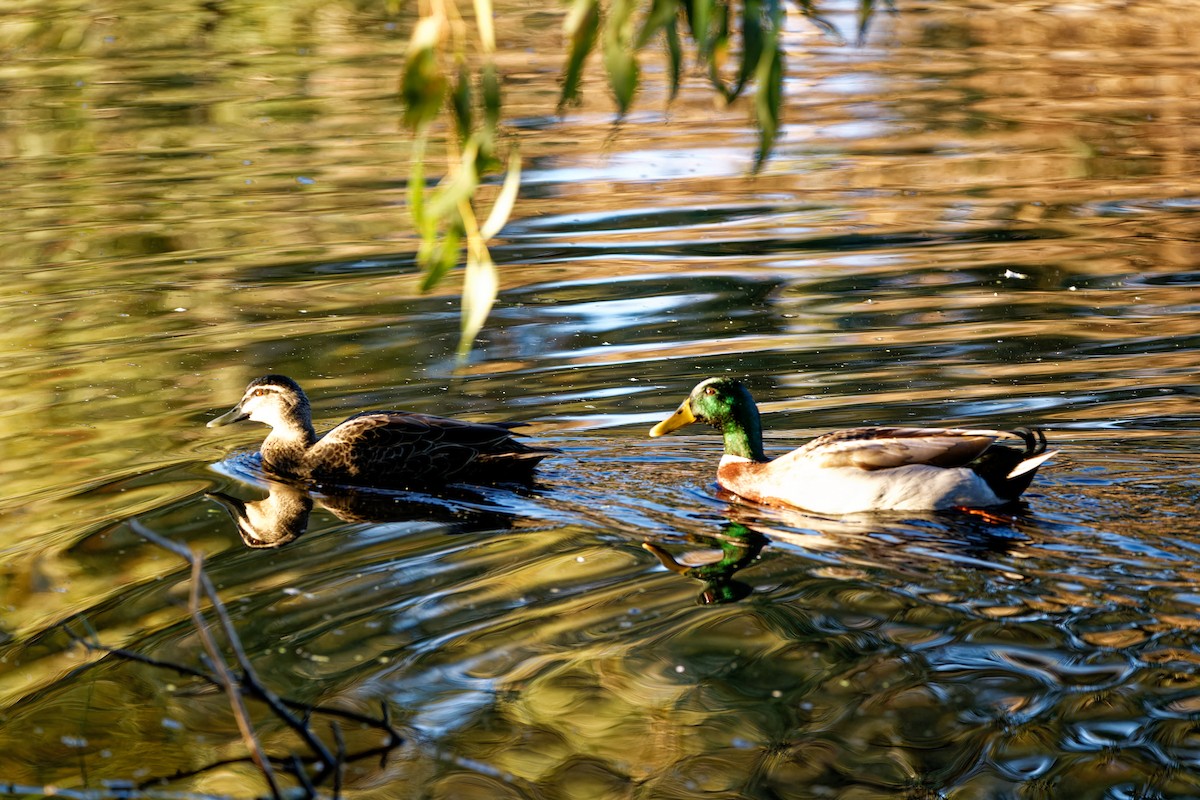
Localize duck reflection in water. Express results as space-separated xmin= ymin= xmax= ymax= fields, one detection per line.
xmin=207 ymin=482 xmax=314 ymax=548
xmin=643 ymin=523 xmax=768 ymax=605
xmin=207 ymin=454 xmax=532 ymax=548
xmin=643 ymin=492 xmax=1040 ymax=604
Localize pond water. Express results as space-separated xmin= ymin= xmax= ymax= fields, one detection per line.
xmin=4 ymin=1 xmax=1200 ymax=797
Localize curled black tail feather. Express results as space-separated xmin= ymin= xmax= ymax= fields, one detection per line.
xmin=1010 ymin=426 xmax=1048 ymax=458
xmin=970 ymin=427 xmax=1054 ymax=503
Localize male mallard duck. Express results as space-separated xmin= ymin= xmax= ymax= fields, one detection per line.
xmin=648 ymin=377 xmax=1056 ymax=514
xmin=208 ymin=375 xmax=553 ymax=488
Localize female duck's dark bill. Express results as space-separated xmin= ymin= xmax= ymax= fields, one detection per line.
xmin=207 ymin=406 xmax=249 ymax=428
xmin=649 ymin=402 xmax=696 ymax=437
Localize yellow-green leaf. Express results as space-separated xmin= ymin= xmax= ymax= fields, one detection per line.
xmin=472 ymin=0 xmax=496 ymax=53
xmin=603 ymin=0 xmax=639 ymax=116
xmin=480 ymin=149 xmax=521 ymax=241
xmin=457 ymin=244 xmax=499 ymax=359
xmin=705 ymin=3 xmax=733 ymax=102
xmin=427 ymin=140 xmax=481 ymax=223
xmin=408 ymin=139 xmax=429 ymax=237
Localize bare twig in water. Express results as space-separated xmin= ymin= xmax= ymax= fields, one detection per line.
xmin=0 ymin=781 xmax=235 ymax=800
xmin=66 ymin=628 xmax=403 ymax=736
xmin=185 ymin=553 xmax=282 ymax=798
xmin=60 ymin=519 xmax=410 ymax=797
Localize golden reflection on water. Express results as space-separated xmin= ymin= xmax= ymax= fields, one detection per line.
xmin=5 ymin=0 xmax=1200 ymax=796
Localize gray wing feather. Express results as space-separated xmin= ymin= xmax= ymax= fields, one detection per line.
xmin=789 ymin=427 xmax=1003 ymax=471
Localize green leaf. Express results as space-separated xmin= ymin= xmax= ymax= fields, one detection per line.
xmin=560 ymin=0 xmax=600 ymax=110
xmin=603 ymin=0 xmax=639 ymax=116
xmin=401 ymin=17 xmax=447 ymax=131
xmin=419 ymin=223 xmax=461 ymax=292
xmin=704 ymin=2 xmax=733 ymax=102
xmin=636 ymin=0 xmax=679 ymax=49
xmin=408 ymin=138 xmax=428 ymax=237
xmin=683 ymin=0 xmax=714 ymax=61
xmin=457 ymin=243 xmax=499 ymax=359
xmin=733 ymin=0 xmax=764 ymax=99
xmin=753 ymin=41 xmax=784 ymax=170
xmin=857 ymin=0 xmax=878 ymax=45
xmin=451 ymin=59 xmax=473 ymax=142
xmin=665 ymin=19 xmax=683 ymax=102
xmin=481 ymin=61 xmax=501 ymax=133
xmin=427 ymin=140 xmax=481 ymax=223
xmin=480 ymin=149 xmax=521 ymax=241
xmin=401 ymin=49 xmax=446 ymax=131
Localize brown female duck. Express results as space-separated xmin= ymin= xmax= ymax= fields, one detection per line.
xmin=208 ymin=375 xmax=552 ymax=488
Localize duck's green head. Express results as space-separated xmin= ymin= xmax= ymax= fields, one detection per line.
xmin=649 ymin=377 xmax=766 ymax=461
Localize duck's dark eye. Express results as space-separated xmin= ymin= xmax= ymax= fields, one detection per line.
xmin=704 ymin=387 xmax=716 ymax=396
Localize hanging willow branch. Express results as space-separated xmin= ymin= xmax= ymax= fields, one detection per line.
xmin=399 ymin=0 xmax=885 ymax=356
xmin=401 ymin=0 xmax=518 ymax=359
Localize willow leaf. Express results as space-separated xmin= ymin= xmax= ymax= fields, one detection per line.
xmin=401 ymin=17 xmax=447 ymax=131
xmin=856 ymin=0 xmax=879 ymax=45
xmin=636 ymin=0 xmax=679 ymax=49
xmin=734 ymin=0 xmax=764 ymax=99
xmin=427 ymin=141 xmax=481 ymax=223
xmin=684 ymin=0 xmax=714 ymax=61
xmin=451 ymin=59 xmax=473 ymax=142
xmin=753 ymin=41 xmax=784 ymax=170
xmin=472 ymin=0 xmax=496 ymax=53
xmin=603 ymin=0 xmax=639 ymax=116
xmin=480 ymin=149 xmax=521 ymax=242
xmin=793 ymin=0 xmax=845 ymax=43
xmin=560 ymin=0 xmax=600 ymax=110
xmin=419 ymin=224 xmax=461 ymax=292
xmin=408 ymin=139 xmax=429 ymax=238
xmin=457 ymin=243 xmax=499 ymax=359
xmin=705 ymin=2 xmax=733 ymax=101
xmin=482 ymin=61 xmax=501 ymax=133
xmin=665 ymin=18 xmax=682 ymax=102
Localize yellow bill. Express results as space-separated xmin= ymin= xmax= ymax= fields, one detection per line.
xmin=649 ymin=401 xmax=696 ymax=437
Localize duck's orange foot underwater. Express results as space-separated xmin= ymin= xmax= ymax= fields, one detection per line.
xmin=953 ymin=506 xmax=1019 ymax=525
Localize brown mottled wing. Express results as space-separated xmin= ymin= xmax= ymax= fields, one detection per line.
xmin=788 ymin=427 xmax=1001 ymax=471
xmin=309 ymin=411 xmax=545 ymax=484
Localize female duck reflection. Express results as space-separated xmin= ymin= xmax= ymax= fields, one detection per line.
xmin=207 ymin=479 xmax=525 ymax=548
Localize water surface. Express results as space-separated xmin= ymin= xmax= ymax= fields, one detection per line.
xmin=4 ymin=1 xmax=1200 ymax=797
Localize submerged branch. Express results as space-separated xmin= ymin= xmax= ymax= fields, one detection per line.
xmin=54 ymin=519 xmax=413 ymax=797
